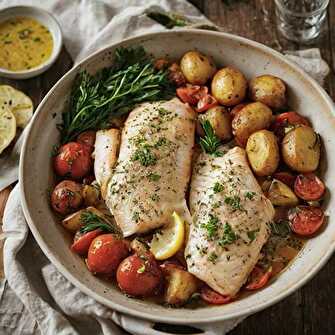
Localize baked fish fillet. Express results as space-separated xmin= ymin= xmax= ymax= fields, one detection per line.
xmin=106 ymin=98 xmax=196 ymax=236
xmin=185 ymin=146 xmax=274 ymax=296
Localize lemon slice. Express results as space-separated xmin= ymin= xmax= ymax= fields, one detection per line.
xmin=150 ymin=211 xmax=185 ymax=260
xmin=0 ymin=106 xmax=16 ymax=154
xmin=0 ymin=85 xmax=33 ymax=128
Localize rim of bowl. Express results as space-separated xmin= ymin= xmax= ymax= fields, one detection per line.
xmin=0 ymin=5 xmax=63 ymax=78
xmin=20 ymin=29 xmax=335 ymax=324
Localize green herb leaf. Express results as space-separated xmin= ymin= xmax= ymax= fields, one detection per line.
xmin=208 ymin=252 xmax=218 ymax=264
xmin=247 ymin=229 xmax=259 ymax=242
xmin=131 ymin=145 xmax=157 ymax=166
xmin=146 ymin=11 xmax=189 ymax=29
xmin=137 ymin=264 xmax=146 ymax=273
xmin=213 ymin=182 xmax=224 ymax=194
xmin=270 ymin=220 xmax=291 ymax=238
xmin=219 ymin=223 xmax=237 ymax=246
xmin=79 ymin=211 xmax=121 ymax=235
xmin=224 ymin=196 xmax=243 ymax=211
xmin=199 ymin=120 xmax=222 ymax=156
xmin=245 ymin=191 xmax=256 ymax=200
xmin=201 ymin=214 xmax=219 ymax=239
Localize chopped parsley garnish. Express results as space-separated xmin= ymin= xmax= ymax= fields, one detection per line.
xmin=219 ymin=223 xmax=237 ymax=246
xmin=213 ymin=182 xmax=224 ymax=193
xmin=208 ymin=252 xmax=218 ymax=264
xmin=154 ymin=137 xmax=168 ymax=147
xmin=131 ymin=145 xmax=157 ymax=166
xmin=247 ymin=229 xmax=259 ymax=242
xmin=147 ymin=173 xmax=161 ymax=182
xmin=199 ymin=120 xmax=222 ymax=156
xmin=158 ymin=107 xmax=172 ymax=116
xmin=245 ymin=191 xmax=256 ymax=200
xmin=224 ymin=196 xmax=243 ymax=211
xmin=201 ymin=214 xmax=219 ymax=239
xmin=150 ymin=194 xmax=160 ymax=201
xmin=137 ymin=264 xmax=146 ymax=273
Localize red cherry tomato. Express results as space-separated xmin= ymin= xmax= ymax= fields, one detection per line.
xmin=117 ymin=254 xmax=163 ymax=297
xmin=54 ymin=142 xmax=92 ymax=180
xmin=245 ymin=266 xmax=272 ymax=290
xmin=294 ymin=173 xmax=325 ymax=201
xmin=77 ymin=131 xmax=96 ymax=153
xmin=196 ymin=94 xmax=218 ymax=113
xmin=51 ymin=180 xmax=83 ymax=215
xmin=87 ymin=234 xmax=129 ymax=274
xmin=71 ymin=229 xmax=102 ymax=255
xmin=289 ymin=206 xmax=325 ymax=236
xmin=176 ymin=85 xmax=201 ymax=105
xmin=272 ymin=112 xmax=310 ymax=138
xmin=200 ymin=286 xmax=232 ymax=305
xmin=273 ymin=172 xmax=296 ymax=188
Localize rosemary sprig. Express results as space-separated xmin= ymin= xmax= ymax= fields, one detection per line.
xmin=146 ymin=11 xmax=189 ymax=29
xmin=59 ymin=46 xmax=175 ymax=143
xmin=80 ymin=211 xmax=122 ymax=236
xmin=199 ymin=120 xmax=223 ymax=156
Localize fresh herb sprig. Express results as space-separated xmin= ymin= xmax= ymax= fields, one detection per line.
xmin=146 ymin=11 xmax=189 ymax=29
xmin=80 ymin=211 xmax=122 ymax=235
xmin=60 ymin=46 xmax=175 ymax=142
xmin=199 ymin=120 xmax=223 ymax=156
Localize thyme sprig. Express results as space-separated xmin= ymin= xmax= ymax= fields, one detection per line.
xmin=199 ymin=120 xmax=223 ymax=156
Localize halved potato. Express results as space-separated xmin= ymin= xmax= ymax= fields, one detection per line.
xmin=163 ymin=264 xmax=199 ymax=305
xmin=82 ymin=185 xmax=100 ymax=206
xmin=61 ymin=206 xmax=104 ymax=232
xmin=197 ymin=106 xmax=232 ymax=141
xmin=282 ymin=126 xmax=320 ymax=173
xmin=246 ymin=130 xmax=279 ymax=176
xmin=267 ymin=179 xmax=299 ymax=206
xmin=232 ymin=102 xmax=273 ymax=147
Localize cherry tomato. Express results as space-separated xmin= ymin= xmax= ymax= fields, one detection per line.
xmin=87 ymin=234 xmax=130 ymax=274
xmin=117 ymin=253 xmax=163 ymax=297
xmin=77 ymin=131 xmax=96 ymax=153
xmin=51 ymin=180 xmax=83 ymax=215
xmin=196 ymin=94 xmax=218 ymax=113
xmin=245 ymin=266 xmax=272 ymax=290
xmin=71 ymin=229 xmax=102 ymax=255
xmin=272 ymin=111 xmax=310 ymax=138
xmin=54 ymin=142 xmax=92 ymax=180
xmin=168 ymin=63 xmax=186 ymax=87
xmin=289 ymin=206 xmax=325 ymax=236
xmin=176 ymin=85 xmax=202 ymax=105
xmin=294 ymin=173 xmax=325 ymax=201
xmin=273 ymin=172 xmax=296 ymax=188
xmin=200 ymin=286 xmax=232 ymax=305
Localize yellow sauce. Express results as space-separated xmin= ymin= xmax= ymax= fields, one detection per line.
xmin=0 ymin=16 xmax=53 ymax=71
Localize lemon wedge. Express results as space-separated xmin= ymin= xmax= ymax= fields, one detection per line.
xmin=150 ymin=211 xmax=185 ymax=260
xmin=0 ymin=85 xmax=33 ymax=128
xmin=0 ymin=105 xmax=16 ymax=154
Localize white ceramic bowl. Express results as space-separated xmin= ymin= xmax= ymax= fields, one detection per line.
xmin=20 ymin=30 xmax=335 ymax=326
xmin=0 ymin=6 xmax=62 ymax=79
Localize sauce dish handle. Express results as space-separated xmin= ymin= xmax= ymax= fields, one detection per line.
xmin=112 ymin=313 xmax=246 ymax=335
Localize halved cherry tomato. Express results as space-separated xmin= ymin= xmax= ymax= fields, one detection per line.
xmin=294 ymin=173 xmax=325 ymax=201
xmin=196 ymin=94 xmax=218 ymax=113
xmin=289 ymin=206 xmax=325 ymax=236
xmin=117 ymin=253 xmax=163 ymax=297
xmin=272 ymin=112 xmax=310 ymax=138
xmin=71 ymin=229 xmax=102 ymax=255
xmin=200 ymin=286 xmax=232 ymax=305
xmin=53 ymin=142 xmax=92 ymax=180
xmin=77 ymin=131 xmax=96 ymax=153
xmin=245 ymin=266 xmax=272 ymax=290
xmin=176 ymin=85 xmax=209 ymax=106
xmin=273 ymin=172 xmax=296 ymax=188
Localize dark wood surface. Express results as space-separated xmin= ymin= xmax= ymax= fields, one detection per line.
xmin=0 ymin=1 xmax=334 ymax=334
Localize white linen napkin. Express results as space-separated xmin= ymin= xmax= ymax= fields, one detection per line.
xmin=0 ymin=1 xmax=331 ymax=335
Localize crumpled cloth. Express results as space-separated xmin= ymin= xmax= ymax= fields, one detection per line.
xmin=0 ymin=1 xmax=331 ymax=335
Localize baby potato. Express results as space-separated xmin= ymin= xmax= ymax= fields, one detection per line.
xmin=180 ymin=51 xmax=216 ymax=85
xmin=282 ymin=126 xmax=320 ymax=173
xmin=211 ymin=67 xmax=247 ymax=106
xmin=232 ymin=102 xmax=273 ymax=147
xmin=197 ymin=106 xmax=232 ymax=141
xmin=267 ymin=179 xmax=299 ymax=207
xmin=82 ymin=184 xmax=100 ymax=206
xmin=249 ymin=75 xmax=287 ymax=110
xmin=246 ymin=130 xmax=279 ymax=176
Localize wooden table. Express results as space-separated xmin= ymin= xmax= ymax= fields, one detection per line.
xmin=0 ymin=1 xmax=334 ymax=334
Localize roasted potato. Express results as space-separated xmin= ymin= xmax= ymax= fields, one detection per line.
xmin=82 ymin=184 xmax=100 ymax=206
xmin=282 ymin=126 xmax=320 ymax=173
xmin=180 ymin=51 xmax=216 ymax=85
xmin=249 ymin=75 xmax=287 ymax=110
xmin=62 ymin=206 xmax=104 ymax=232
xmin=130 ymin=238 xmax=149 ymax=255
xmin=163 ymin=264 xmax=198 ymax=305
xmin=246 ymin=130 xmax=279 ymax=176
xmin=211 ymin=67 xmax=247 ymax=106
xmin=232 ymin=102 xmax=273 ymax=147
xmin=267 ymin=179 xmax=299 ymax=206
xmin=197 ymin=106 xmax=232 ymax=141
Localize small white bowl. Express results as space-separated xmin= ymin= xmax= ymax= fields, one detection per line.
xmin=0 ymin=6 xmax=62 ymax=79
